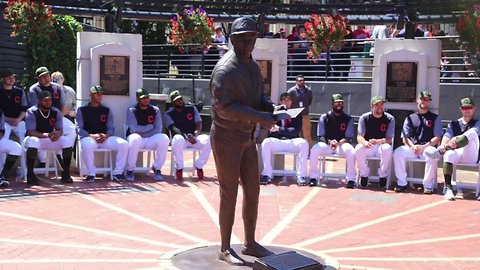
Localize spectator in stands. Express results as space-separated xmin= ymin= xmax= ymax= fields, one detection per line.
xmin=51 ymin=71 xmax=76 ymax=123
xmin=288 ymin=75 xmax=313 ymax=148
xmin=352 ymin=25 xmax=370 ymax=52
xmin=260 ymin=93 xmax=309 ymax=186
xmin=213 ymin=27 xmax=226 ymax=44
xmin=369 ymin=24 xmax=391 ymax=56
xmin=279 ymin=28 xmax=288 ymax=39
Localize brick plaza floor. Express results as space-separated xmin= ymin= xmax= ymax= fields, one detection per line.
xmin=0 ymin=151 xmax=479 ymax=270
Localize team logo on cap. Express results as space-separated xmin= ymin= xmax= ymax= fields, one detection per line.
xmin=380 ymin=124 xmax=387 ymax=132
xmin=147 ymin=115 xmax=154 ymax=123
xmin=100 ymin=114 xmax=107 ymax=123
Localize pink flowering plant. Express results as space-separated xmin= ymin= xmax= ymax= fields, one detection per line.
xmin=169 ymin=7 xmax=214 ymax=53
xmin=304 ymin=14 xmax=348 ymax=58
xmin=4 ymin=0 xmax=55 ymax=39
xmin=457 ymin=4 xmax=480 ymax=52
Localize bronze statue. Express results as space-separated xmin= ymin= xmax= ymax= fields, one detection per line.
xmin=210 ymin=17 xmax=276 ymax=266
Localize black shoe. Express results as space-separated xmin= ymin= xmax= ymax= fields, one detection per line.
xmin=379 ymin=177 xmax=387 ymax=189
xmin=218 ymin=248 xmax=245 ymax=266
xmin=84 ymin=175 xmax=95 ymax=183
xmin=260 ymin=175 xmax=272 ymax=185
xmin=296 ymin=176 xmax=308 ymax=186
xmin=0 ymin=176 xmax=9 ymax=188
xmin=360 ymin=177 xmax=368 ymax=189
xmin=309 ymin=178 xmax=317 ymax=187
xmin=242 ymin=242 xmax=274 ymax=258
xmin=346 ymin=180 xmax=355 ymax=189
xmin=61 ymin=175 xmax=73 ymax=184
xmin=394 ymin=184 xmax=408 ymax=193
xmin=27 ymin=174 xmax=40 ymax=186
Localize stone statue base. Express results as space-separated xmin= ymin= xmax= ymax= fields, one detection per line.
xmin=159 ymin=244 xmax=339 ymax=270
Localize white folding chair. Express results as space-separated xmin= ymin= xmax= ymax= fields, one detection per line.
xmin=271 ymin=150 xmax=298 ymax=180
xmin=123 ymin=125 xmax=156 ymax=174
xmin=405 ymin=157 xmax=438 ymax=190
xmin=22 ymin=150 xmax=59 ymax=181
xmin=318 ymin=153 xmax=348 ymax=185
xmin=77 ymin=137 xmax=113 ymax=180
xmin=362 ymin=155 xmax=393 ymax=189
xmin=452 ymin=162 xmax=480 ymax=197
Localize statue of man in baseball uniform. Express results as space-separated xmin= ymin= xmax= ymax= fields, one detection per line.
xmin=210 ymin=17 xmax=276 ymax=265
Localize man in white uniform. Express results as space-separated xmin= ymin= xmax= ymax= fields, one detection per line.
xmin=355 ymin=96 xmax=395 ymax=189
xmin=76 ymin=86 xmax=128 ymax=182
xmin=393 ymin=91 xmax=442 ymax=194
xmin=426 ymin=97 xmax=480 ymax=200
xmin=125 ymin=88 xmax=170 ymax=181
xmin=309 ymin=94 xmax=356 ymax=188
xmin=260 ymin=92 xmax=309 ymax=186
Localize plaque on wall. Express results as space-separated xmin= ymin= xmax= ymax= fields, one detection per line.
xmin=100 ymin=55 xmax=130 ymax=96
xmin=256 ymin=60 xmax=272 ymax=98
xmin=385 ymin=62 xmax=417 ymax=103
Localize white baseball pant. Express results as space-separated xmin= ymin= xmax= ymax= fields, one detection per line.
xmin=444 ymin=128 xmax=480 ymax=165
xmin=355 ymin=143 xmax=393 ymax=178
xmin=393 ymin=145 xmax=439 ymax=189
xmin=38 ymin=117 xmax=76 ymax=163
xmin=171 ymin=134 xmax=211 ymax=170
xmin=261 ymin=137 xmax=309 ymax=178
xmin=80 ymin=136 xmax=128 ymax=176
xmin=309 ymin=142 xmax=356 ymax=181
xmin=24 ymin=136 xmax=74 ymax=150
xmin=126 ymin=133 xmax=170 ymax=171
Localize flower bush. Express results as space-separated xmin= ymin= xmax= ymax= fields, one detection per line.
xmin=169 ymin=7 xmax=214 ymax=53
xmin=4 ymin=0 xmax=82 ymax=87
xmin=457 ymin=4 xmax=480 ymax=52
xmin=304 ymin=14 xmax=348 ymax=59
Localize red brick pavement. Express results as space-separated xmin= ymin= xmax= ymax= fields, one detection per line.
xmin=0 ymin=152 xmax=479 ymax=269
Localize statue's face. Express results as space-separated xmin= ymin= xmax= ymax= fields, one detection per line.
xmin=231 ymin=32 xmax=258 ymax=59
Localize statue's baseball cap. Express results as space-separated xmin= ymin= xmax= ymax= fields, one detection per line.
xmin=230 ymin=17 xmax=258 ymax=36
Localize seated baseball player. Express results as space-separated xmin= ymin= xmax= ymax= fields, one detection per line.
xmin=260 ymin=92 xmax=309 ymax=186
xmin=165 ymin=90 xmax=211 ymax=180
xmin=0 ymin=69 xmax=28 ymax=140
xmin=426 ymin=97 xmax=480 ymax=200
xmin=24 ymin=91 xmax=74 ymax=185
xmin=76 ymin=86 xmax=128 ymax=182
xmin=355 ymin=96 xmax=395 ymax=189
xmin=394 ymin=91 xmax=442 ymax=194
xmin=125 ymin=88 xmax=170 ymax=181
xmin=308 ymin=93 xmax=356 ymax=188
xmin=0 ymin=108 xmax=22 ymax=187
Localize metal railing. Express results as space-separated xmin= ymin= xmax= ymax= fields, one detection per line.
xmin=142 ymin=36 xmax=480 ymax=83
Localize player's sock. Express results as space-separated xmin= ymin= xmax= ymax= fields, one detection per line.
xmin=1 ymin=155 xmax=18 ymax=177
xmin=454 ymin=134 xmax=469 ymax=149
xmin=61 ymin=147 xmax=73 ymax=176
xmin=26 ymin=148 xmax=38 ymax=175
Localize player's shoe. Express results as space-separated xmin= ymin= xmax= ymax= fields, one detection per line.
xmin=423 ymin=187 xmax=433 ymax=194
xmin=84 ymin=175 xmax=95 ymax=183
xmin=394 ymin=184 xmax=408 ymax=193
xmin=196 ymin=168 xmax=204 ymax=180
xmin=444 ymin=187 xmax=455 ymax=201
xmin=379 ymin=177 xmax=387 ymax=189
xmin=175 ymin=169 xmax=183 ymax=180
xmin=296 ymin=176 xmax=308 ymax=186
xmin=125 ymin=170 xmax=135 ymax=182
xmin=113 ymin=174 xmax=126 ymax=182
xmin=346 ymin=180 xmax=355 ymax=189
xmin=359 ymin=176 xmax=368 ymax=189
xmin=153 ymin=169 xmax=163 ymax=181
xmin=260 ymin=175 xmax=271 ymax=185
xmin=0 ymin=176 xmax=10 ymax=187
xmin=308 ymin=178 xmax=317 ymax=187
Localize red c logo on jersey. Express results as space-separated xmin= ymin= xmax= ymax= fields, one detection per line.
xmin=100 ymin=114 xmax=107 ymax=123
xmin=340 ymin=123 xmax=346 ymax=131
xmin=380 ymin=124 xmax=387 ymax=132
xmin=53 ymin=91 xmax=59 ymax=99
xmin=147 ymin=115 xmax=154 ymax=123
xmin=14 ymin=96 xmax=20 ymax=104
xmin=186 ymin=113 xmax=193 ymax=121
xmin=49 ymin=118 xmax=56 ymax=126
xmin=425 ymin=120 xmax=432 ymax=127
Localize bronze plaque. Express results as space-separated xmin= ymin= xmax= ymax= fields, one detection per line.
xmin=256 ymin=60 xmax=272 ymax=98
xmin=100 ymin=55 xmax=130 ymax=96
xmin=385 ymin=62 xmax=418 ymax=103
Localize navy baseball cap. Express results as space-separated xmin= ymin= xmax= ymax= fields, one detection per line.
xmin=0 ymin=69 xmax=15 ymax=78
